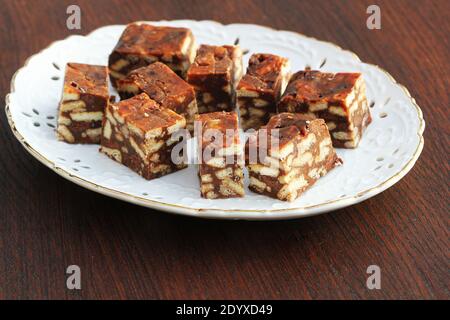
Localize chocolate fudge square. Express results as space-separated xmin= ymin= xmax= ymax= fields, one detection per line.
xmin=108 ymin=23 xmax=196 ymax=87
xmin=246 ymin=113 xmax=341 ymax=202
xmin=237 ymin=53 xmax=290 ymax=130
xmin=278 ymin=70 xmax=371 ymax=148
xmin=187 ymin=45 xmax=243 ymax=113
xmin=116 ymin=62 xmax=198 ymax=133
xmin=195 ymin=112 xmax=244 ymax=199
xmin=57 ymin=63 xmax=108 ymax=144
xmin=100 ymin=93 xmax=187 ymax=180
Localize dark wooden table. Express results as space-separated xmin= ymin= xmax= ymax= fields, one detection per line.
xmin=1 ymin=0 xmax=448 ymax=300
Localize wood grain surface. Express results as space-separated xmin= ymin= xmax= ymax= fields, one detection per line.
xmin=0 ymin=0 xmax=448 ymax=300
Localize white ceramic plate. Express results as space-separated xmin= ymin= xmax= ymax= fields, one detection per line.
xmin=5 ymin=20 xmax=425 ymax=220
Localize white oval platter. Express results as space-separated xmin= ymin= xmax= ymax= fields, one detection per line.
xmin=5 ymin=20 xmax=425 ymax=220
